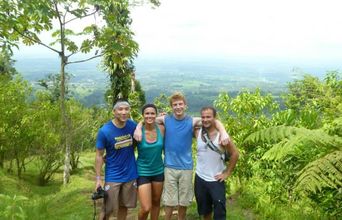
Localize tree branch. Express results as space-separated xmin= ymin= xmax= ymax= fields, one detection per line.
xmin=53 ymin=1 xmax=63 ymax=32
xmin=64 ymin=10 xmax=98 ymax=25
xmin=67 ymin=54 xmax=103 ymax=65
xmin=53 ymin=0 xmax=65 ymax=58
xmin=66 ymin=51 xmax=77 ymax=58
xmin=13 ymin=28 xmax=61 ymax=54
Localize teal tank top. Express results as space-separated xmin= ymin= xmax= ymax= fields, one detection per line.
xmin=137 ymin=125 xmax=164 ymax=176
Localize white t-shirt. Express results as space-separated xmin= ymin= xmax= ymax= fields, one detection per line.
xmin=196 ymin=128 xmax=226 ymax=182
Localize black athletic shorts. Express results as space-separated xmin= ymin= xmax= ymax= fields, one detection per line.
xmin=194 ymin=174 xmax=226 ymax=220
xmin=137 ymin=173 xmax=164 ymax=186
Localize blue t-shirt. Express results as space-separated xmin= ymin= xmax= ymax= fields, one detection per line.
xmin=96 ymin=119 xmax=138 ymax=182
xmin=164 ymin=115 xmax=193 ymax=170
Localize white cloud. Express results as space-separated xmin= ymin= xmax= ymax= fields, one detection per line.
xmin=131 ymin=0 xmax=342 ymax=62
xmin=14 ymin=0 xmax=342 ymax=65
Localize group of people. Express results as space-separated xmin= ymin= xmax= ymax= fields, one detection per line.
xmin=94 ymin=92 xmax=239 ymax=220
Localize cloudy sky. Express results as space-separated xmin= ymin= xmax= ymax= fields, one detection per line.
xmin=130 ymin=0 xmax=342 ymax=64
xmin=15 ymin=0 xmax=342 ymax=66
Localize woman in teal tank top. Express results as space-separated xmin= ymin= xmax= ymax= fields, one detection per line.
xmin=136 ymin=104 xmax=165 ymax=220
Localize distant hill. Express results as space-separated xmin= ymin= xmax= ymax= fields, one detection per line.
xmin=14 ymin=55 xmax=337 ymax=112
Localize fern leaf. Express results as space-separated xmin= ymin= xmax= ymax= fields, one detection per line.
xmin=294 ymin=150 xmax=342 ymax=194
xmin=243 ymin=125 xmax=300 ymax=145
xmin=260 ymin=127 xmax=342 ymax=161
xmin=262 ymin=136 xmax=302 ymax=161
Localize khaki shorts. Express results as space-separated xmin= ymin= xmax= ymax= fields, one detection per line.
xmin=101 ymin=180 xmax=137 ymax=217
xmin=162 ymin=167 xmax=193 ymax=207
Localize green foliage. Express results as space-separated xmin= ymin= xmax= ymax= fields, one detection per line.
xmin=237 ymin=175 xmax=326 ymax=220
xmin=214 ymin=89 xmax=279 ymax=184
xmin=243 ymin=124 xmax=342 ymax=218
xmin=0 ymin=152 xmax=95 ymax=220
xmin=0 ymin=48 xmax=17 ymax=80
xmin=24 ymin=92 xmax=63 ymax=185
xmin=284 ymin=72 xmax=342 ymax=127
xmin=153 ymin=93 xmax=172 ymax=114
xmin=0 ymin=194 xmax=28 ymax=219
xmin=324 ymin=116 xmax=342 ymax=137
xmin=295 ymin=151 xmax=342 ymax=193
xmin=245 ymin=126 xmax=342 ymax=161
xmin=67 ymin=100 xmax=95 ymax=170
xmin=38 ymin=73 xmax=72 ymax=102
xmin=128 ymin=91 xmax=143 ymax=121
xmin=0 ymin=0 xmax=156 ymax=184
xmin=243 ymin=125 xmax=299 ymax=145
xmin=0 ymin=76 xmax=31 ymax=174
xmin=213 ymin=72 xmax=342 ymax=218
xmin=214 ymin=89 xmax=278 ymax=144
xmin=99 ymin=0 xmax=139 ymax=105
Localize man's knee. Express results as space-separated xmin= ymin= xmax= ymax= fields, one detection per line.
xmin=152 ymin=198 xmax=161 ymax=206
xmin=213 ymin=199 xmax=226 ymax=220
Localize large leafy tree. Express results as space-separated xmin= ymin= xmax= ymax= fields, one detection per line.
xmin=0 ymin=77 xmax=31 ymax=174
xmin=214 ymin=89 xmax=279 ymax=186
xmin=284 ymin=72 xmax=342 ymax=127
xmin=0 ymin=48 xmax=18 ymax=80
xmin=0 ymin=0 xmax=158 ymax=184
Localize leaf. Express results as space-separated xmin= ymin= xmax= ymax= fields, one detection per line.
xmin=79 ymin=39 xmax=93 ymax=53
xmin=295 ymin=151 xmax=342 ymax=194
xmin=64 ymin=38 xmax=78 ymax=53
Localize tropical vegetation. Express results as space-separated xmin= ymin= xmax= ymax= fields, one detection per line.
xmin=0 ymin=0 xmax=341 ymax=219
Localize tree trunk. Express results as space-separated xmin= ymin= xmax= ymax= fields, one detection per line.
xmin=14 ymin=151 xmax=21 ymax=178
xmin=131 ymin=72 xmax=135 ymax=92
xmin=56 ymin=11 xmax=71 ymax=185
xmin=61 ymin=59 xmax=71 ymax=185
xmin=0 ymin=151 xmax=4 ymax=168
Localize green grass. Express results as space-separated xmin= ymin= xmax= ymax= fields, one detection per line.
xmin=2 ymin=151 xmax=324 ymax=220
xmin=1 ymin=151 xmax=256 ymax=220
xmin=0 ymin=152 xmax=95 ymax=220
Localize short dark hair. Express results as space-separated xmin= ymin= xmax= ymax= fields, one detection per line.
xmin=200 ymin=106 xmax=217 ymax=117
xmin=142 ymin=103 xmax=158 ymax=114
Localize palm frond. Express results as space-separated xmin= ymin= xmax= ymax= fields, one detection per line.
xmin=294 ymin=151 xmax=342 ymax=193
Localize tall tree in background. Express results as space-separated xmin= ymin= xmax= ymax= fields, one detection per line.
xmin=0 ymin=0 xmax=158 ymax=184
xmin=0 ymin=48 xmax=18 ymax=81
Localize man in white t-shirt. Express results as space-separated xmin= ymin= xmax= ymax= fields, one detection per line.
xmin=194 ymin=106 xmax=239 ymax=220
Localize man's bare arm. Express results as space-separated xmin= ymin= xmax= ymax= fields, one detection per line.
xmin=133 ymin=115 xmax=165 ymax=142
xmin=192 ymin=117 xmax=202 ymax=128
xmin=193 ymin=116 xmax=229 ymax=144
xmin=214 ymin=120 xmax=230 ymax=146
xmin=95 ymin=148 xmax=104 ymax=191
xmin=155 ymin=115 xmax=165 ymax=125
xmin=133 ymin=121 xmax=144 ymax=142
xmin=215 ymin=140 xmax=239 ymax=182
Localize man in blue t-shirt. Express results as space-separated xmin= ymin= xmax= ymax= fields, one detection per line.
xmin=95 ymin=99 xmax=137 ymax=220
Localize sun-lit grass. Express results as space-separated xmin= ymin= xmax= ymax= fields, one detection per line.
xmin=0 ymin=151 xmax=97 ymax=220
xmin=1 ymin=151 xmax=325 ymax=220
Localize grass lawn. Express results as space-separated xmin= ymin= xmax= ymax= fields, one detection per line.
xmin=0 ymin=151 xmax=255 ymax=220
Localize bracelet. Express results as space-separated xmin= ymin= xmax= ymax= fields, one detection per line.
xmin=96 ymin=176 xmax=101 ymax=180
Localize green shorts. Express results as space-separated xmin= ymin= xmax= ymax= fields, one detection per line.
xmin=162 ymin=167 xmax=194 ymax=207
